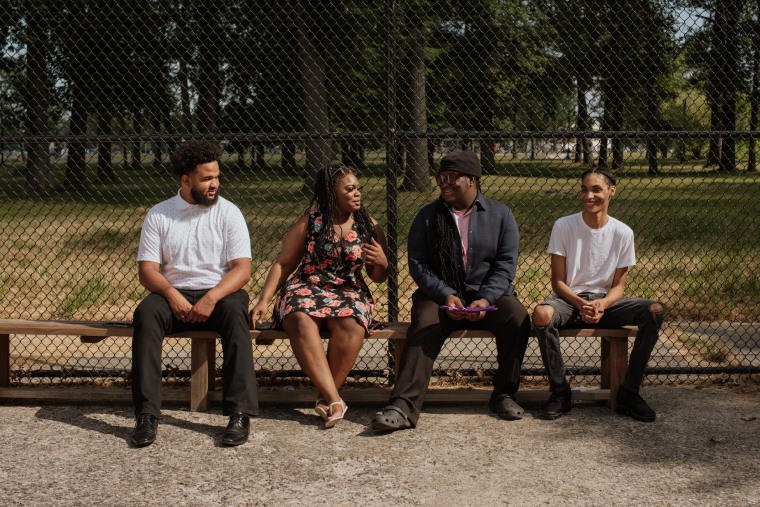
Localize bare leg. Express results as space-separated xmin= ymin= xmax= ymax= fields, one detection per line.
xmin=282 ymin=312 xmax=341 ymax=409
xmin=325 ymin=317 xmax=366 ymax=391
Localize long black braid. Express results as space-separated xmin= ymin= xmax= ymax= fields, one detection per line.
xmin=308 ymin=165 xmax=376 ymax=264
xmin=432 ymin=198 xmax=464 ymax=299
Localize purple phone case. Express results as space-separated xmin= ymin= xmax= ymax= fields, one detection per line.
xmin=439 ymin=305 xmax=498 ymax=313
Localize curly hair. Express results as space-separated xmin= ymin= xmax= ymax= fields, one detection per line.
xmin=308 ymin=165 xmax=377 ymax=263
xmin=170 ymin=140 xmax=222 ymax=176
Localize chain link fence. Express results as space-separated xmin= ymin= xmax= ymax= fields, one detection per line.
xmin=1 ymin=1 xmax=758 ymax=391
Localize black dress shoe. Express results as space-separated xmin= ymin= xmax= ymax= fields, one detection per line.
xmin=129 ymin=413 xmax=158 ymax=447
xmin=222 ymin=412 xmax=250 ymax=446
xmin=541 ymin=389 xmax=572 ymax=420
xmin=616 ymin=388 xmax=656 ymax=422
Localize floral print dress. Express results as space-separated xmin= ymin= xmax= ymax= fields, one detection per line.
xmin=273 ymin=211 xmax=374 ymax=331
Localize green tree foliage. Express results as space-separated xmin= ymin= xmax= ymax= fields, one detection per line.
xmin=3 ymin=0 xmax=760 ymax=194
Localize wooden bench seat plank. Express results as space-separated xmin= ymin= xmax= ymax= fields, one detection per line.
xmin=0 ymin=320 xmax=638 ymax=342
xmin=0 ymin=319 xmax=638 ymax=411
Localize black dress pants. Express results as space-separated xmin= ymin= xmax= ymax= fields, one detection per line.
xmin=131 ymin=289 xmax=258 ymax=418
xmin=389 ymin=289 xmax=530 ymax=426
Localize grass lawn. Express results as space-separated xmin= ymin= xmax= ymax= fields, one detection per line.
xmin=1 ymin=151 xmax=758 ymax=323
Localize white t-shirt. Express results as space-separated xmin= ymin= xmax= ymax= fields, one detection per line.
xmin=547 ymin=212 xmax=635 ymax=294
xmin=137 ymin=191 xmax=252 ymax=290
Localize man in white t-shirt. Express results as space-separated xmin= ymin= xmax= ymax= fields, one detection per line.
xmin=130 ymin=140 xmax=257 ymax=447
xmin=533 ymin=168 xmax=664 ymax=422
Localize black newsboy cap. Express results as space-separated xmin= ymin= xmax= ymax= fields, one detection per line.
xmin=439 ymin=149 xmax=481 ymax=177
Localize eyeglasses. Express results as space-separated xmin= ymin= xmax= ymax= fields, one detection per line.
xmin=435 ymin=172 xmax=464 ymax=186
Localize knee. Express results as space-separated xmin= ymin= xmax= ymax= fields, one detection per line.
xmin=649 ymin=302 xmax=664 ymax=326
xmin=134 ymin=296 xmax=166 ymax=325
xmin=283 ymin=312 xmax=318 ymax=337
xmin=331 ymin=318 xmax=365 ymax=340
xmin=637 ymin=301 xmax=664 ymax=328
xmin=215 ymin=296 xmax=247 ymax=319
xmin=532 ymin=305 xmax=554 ymax=328
xmin=216 ymin=290 xmax=248 ymax=312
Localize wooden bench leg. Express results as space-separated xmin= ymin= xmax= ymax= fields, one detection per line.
xmin=0 ymin=334 xmax=9 ymax=387
xmin=601 ymin=336 xmax=628 ymax=411
xmin=206 ymin=340 xmax=216 ymax=392
xmin=190 ymin=338 xmax=210 ymax=411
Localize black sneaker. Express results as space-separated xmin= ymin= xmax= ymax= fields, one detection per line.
xmin=541 ymin=389 xmax=572 ymax=420
xmin=616 ymin=388 xmax=656 ymax=422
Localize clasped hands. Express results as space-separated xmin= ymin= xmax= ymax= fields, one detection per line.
xmin=169 ymin=292 xmax=216 ymax=323
xmin=580 ymin=299 xmax=606 ymax=324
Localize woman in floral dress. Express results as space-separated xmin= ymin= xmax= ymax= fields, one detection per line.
xmin=251 ymin=165 xmax=388 ymax=427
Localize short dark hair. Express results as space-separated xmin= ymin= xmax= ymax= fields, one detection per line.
xmin=581 ymin=167 xmax=616 ymax=186
xmin=170 ymin=140 xmax=222 ymax=176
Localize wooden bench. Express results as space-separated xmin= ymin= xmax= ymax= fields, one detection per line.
xmin=0 ymin=319 xmax=637 ymax=411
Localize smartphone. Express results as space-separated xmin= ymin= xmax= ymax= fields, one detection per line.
xmin=439 ymin=305 xmax=498 ymax=313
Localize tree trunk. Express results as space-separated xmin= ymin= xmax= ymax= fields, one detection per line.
xmin=575 ymin=74 xmax=592 ymax=165
xmin=341 ymin=141 xmax=364 ymax=169
xmin=717 ymin=0 xmax=741 ymax=172
xmin=97 ymin=104 xmax=115 ymax=183
xmin=719 ymin=94 xmax=737 ymax=172
xmin=25 ymin=9 xmax=54 ymax=195
xmin=234 ymin=143 xmax=245 ymax=171
xmin=152 ymin=109 xmax=163 ymax=172
xmin=254 ymin=143 xmax=266 ymax=171
xmin=399 ymin=11 xmax=429 ymax=191
xmin=707 ymin=85 xmax=723 ymax=165
xmin=282 ymin=141 xmax=297 ymax=173
xmin=121 ymin=114 xmax=129 ymax=171
xmin=478 ymin=102 xmax=497 ymax=170
xmin=644 ymin=17 xmax=659 ymax=174
xmin=176 ymin=3 xmax=193 ymax=134
xmin=296 ymin=1 xmax=332 ymax=186
xmin=65 ymin=82 xmax=88 ymax=190
xmin=131 ymin=109 xmax=142 ymax=170
xmin=510 ymin=99 xmax=518 ymax=159
xmin=178 ymin=60 xmax=193 ymax=134
xmin=607 ymin=3 xmax=625 ymax=171
xmin=749 ymin=0 xmax=760 ymax=171
xmin=598 ymin=112 xmax=609 ymax=168
xmin=196 ymin=1 xmax=219 ymax=133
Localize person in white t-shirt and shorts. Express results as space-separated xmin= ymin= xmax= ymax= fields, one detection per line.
xmin=532 ymin=168 xmax=664 ymax=422
xmin=130 ymin=140 xmax=258 ymax=447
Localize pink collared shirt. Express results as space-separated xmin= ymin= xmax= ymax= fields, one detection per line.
xmin=450 ymin=207 xmax=473 ymax=271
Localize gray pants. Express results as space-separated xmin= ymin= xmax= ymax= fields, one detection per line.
xmin=534 ymin=294 xmax=663 ymax=394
